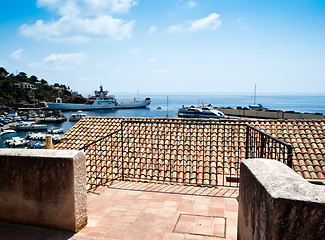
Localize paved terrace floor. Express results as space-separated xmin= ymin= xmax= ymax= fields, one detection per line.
xmin=0 ymin=181 xmax=239 ymax=240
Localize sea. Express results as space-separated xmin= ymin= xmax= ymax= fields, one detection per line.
xmin=1 ymin=93 xmax=324 ymax=148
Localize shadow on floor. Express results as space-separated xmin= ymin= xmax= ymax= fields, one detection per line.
xmin=0 ymin=221 xmax=75 ymax=240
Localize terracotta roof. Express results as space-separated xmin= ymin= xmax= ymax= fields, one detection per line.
xmin=55 ymin=117 xmax=325 ymax=182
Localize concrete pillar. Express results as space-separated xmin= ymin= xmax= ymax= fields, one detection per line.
xmin=0 ymin=149 xmax=87 ymax=232
xmin=238 ymin=159 xmax=325 ymax=240
xmin=45 ymin=135 xmax=54 ymax=149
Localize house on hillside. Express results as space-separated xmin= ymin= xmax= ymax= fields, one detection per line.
xmin=14 ymin=82 xmax=34 ymax=89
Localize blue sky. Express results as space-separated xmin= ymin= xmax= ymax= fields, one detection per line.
xmin=0 ymin=0 xmax=324 ymax=95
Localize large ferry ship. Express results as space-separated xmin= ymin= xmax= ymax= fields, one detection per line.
xmin=47 ymin=85 xmax=151 ymax=110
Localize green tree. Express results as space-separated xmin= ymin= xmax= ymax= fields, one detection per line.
xmin=40 ymin=79 xmax=48 ymax=85
xmin=0 ymin=67 xmax=9 ymax=78
xmin=2 ymin=80 xmax=13 ymax=92
xmin=16 ymin=72 xmax=27 ymax=81
xmin=29 ymin=75 xmax=39 ymax=84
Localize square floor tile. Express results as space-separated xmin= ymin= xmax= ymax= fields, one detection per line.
xmin=174 ymin=214 xmax=226 ymax=238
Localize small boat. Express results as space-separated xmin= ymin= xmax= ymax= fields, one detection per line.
xmin=69 ymin=111 xmax=87 ymax=122
xmin=52 ymin=134 xmax=62 ymax=143
xmin=48 ymin=128 xmax=64 ymax=134
xmin=26 ymin=132 xmax=46 ymax=141
xmin=5 ymin=137 xmax=29 ymax=147
xmin=178 ymin=106 xmax=227 ymax=119
xmin=47 ymin=85 xmax=151 ymax=110
xmin=0 ymin=129 xmax=16 ymax=136
xmin=16 ymin=122 xmax=47 ymax=131
xmin=27 ymin=142 xmax=46 ymax=149
xmin=249 ymin=103 xmax=263 ymax=110
xmin=249 ymin=84 xmax=263 ymax=109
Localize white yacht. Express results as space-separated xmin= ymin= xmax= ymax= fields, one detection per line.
xmin=178 ymin=106 xmax=227 ymax=119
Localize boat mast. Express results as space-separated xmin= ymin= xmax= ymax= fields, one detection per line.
xmin=33 ymin=87 xmax=36 ymax=111
xmin=166 ymin=96 xmax=169 ymax=117
xmin=254 ymin=84 xmax=256 ymax=105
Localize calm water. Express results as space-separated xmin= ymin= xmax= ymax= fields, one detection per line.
xmin=1 ymin=93 xmax=324 ymax=148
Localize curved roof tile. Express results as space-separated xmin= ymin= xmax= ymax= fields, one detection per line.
xmin=55 ymin=117 xmax=325 ymax=180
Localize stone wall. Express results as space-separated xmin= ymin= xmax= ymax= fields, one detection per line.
xmin=237 ymin=158 xmax=325 ymax=240
xmin=0 ymin=149 xmax=87 ymax=232
xmin=216 ymin=107 xmax=325 ymax=119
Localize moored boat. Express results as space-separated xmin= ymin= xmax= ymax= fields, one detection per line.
xmin=69 ymin=111 xmax=87 ymax=121
xmin=27 ymin=142 xmax=46 ymax=149
xmin=249 ymin=84 xmax=263 ymax=109
xmin=16 ymin=122 xmax=47 ymax=131
xmin=178 ymin=106 xmax=227 ymax=119
xmin=48 ymin=127 xmax=64 ymax=134
xmin=0 ymin=129 xmax=16 ymax=136
xmin=47 ymin=85 xmax=151 ymax=110
xmin=5 ymin=137 xmax=29 ymax=147
xmin=26 ymin=132 xmax=46 ymax=141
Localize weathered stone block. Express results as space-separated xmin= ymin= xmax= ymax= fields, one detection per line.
xmin=238 ymin=158 xmax=325 ymax=240
xmin=0 ymin=149 xmax=87 ymax=232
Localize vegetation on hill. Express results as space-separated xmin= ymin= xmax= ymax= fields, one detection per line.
xmin=0 ymin=67 xmax=86 ymax=108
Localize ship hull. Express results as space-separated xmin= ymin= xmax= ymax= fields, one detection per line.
xmin=47 ymin=100 xmax=150 ymax=110
xmin=178 ymin=113 xmax=225 ymax=118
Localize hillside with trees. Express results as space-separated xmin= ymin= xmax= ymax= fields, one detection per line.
xmin=0 ymin=67 xmax=86 ymax=108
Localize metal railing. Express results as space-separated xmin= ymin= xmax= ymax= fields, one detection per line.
xmin=81 ymin=119 xmax=293 ymax=191
xmin=121 ymin=120 xmax=246 ymax=188
xmin=245 ymin=125 xmax=293 ymax=167
xmin=82 ymin=129 xmax=122 ymax=191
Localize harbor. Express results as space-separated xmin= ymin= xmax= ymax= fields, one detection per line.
xmin=1 ymin=93 xmax=325 ymax=149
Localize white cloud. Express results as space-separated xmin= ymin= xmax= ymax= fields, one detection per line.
xmin=43 ymin=52 xmax=88 ymax=65
xmin=28 ymin=52 xmax=88 ymax=71
xmin=96 ymin=63 xmax=107 ymax=68
xmin=167 ymin=13 xmax=221 ymax=33
xmin=166 ymin=24 xmax=183 ymax=33
xmin=10 ymin=49 xmax=24 ymax=60
xmin=186 ymin=1 xmax=197 ymax=8
xmin=234 ymin=18 xmax=251 ymax=30
xmin=20 ymin=16 xmax=134 ymax=43
xmin=148 ymin=58 xmax=157 ymax=62
xmin=154 ymin=69 xmax=169 ymax=74
xmin=79 ymin=76 xmax=102 ymax=83
xmin=130 ymin=47 xmax=142 ymax=54
xmin=189 ymin=13 xmax=221 ymax=31
xmin=149 ymin=25 xmax=157 ymax=35
xmin=197 ymin=67 xmax=206 ymax=71
xmin=37 ymin=0 xmax=138 ymax=16
xmin=173 ymin=57 xmax=184 ymax=62
xmin=20 ymin=0 xmax=137 ymax=43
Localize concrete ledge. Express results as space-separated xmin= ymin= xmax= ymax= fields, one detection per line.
xmin=238 ymin=158 xmax=325 ymax=240
xmin=0 ymin=149 xmax=87 ymax=232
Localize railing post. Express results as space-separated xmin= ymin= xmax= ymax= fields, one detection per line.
xmin=260 ymin=134 xmax=265 ymax=158
xmin=287 ymin=145 xmax=293 ymax=168
xmin=121 ymin=121 xmax=124 ymax=181
xmin=245 ymin=125 xmax=250 ymax=159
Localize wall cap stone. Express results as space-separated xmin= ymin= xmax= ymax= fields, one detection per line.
xmin=242 ymin=158 xmax=325 ymax=203
xmin=0 ymin=149 xmax=82 ymax=159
